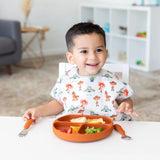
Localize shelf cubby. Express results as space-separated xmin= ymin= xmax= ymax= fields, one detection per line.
xmin=111 ymin=9 xmax=128 ymax=35
xmin=128 ymin=10 xmax=148 ymax=38
xmin=129 ymin=40 xmax=147 ymax=68
xmin=110 ymin=37 xmax=127 ymax=63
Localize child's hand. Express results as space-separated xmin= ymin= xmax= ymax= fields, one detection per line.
xmin=117 ymin=99 xmax=138 ymax=116
xmin=23 ymin=107 xmax=41 ymax=121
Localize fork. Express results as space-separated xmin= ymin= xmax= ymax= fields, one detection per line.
xmin=113 ymin=124 xmax=131 ymax=140
xmin=18 ymin=119 xmax=35 ymax=137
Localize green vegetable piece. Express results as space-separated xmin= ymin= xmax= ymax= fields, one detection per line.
xmin=91 ymin=127 xmax=96 ymax=133
xmin=85 ymin=126 xmax=103 ymax=134
xmin=85 ymin=127 xmax=90 ymax=134
xmin=96 ymin=127 xmax=103 ymax=133
xmin=90 ymin=130 xmax=94 ymax=134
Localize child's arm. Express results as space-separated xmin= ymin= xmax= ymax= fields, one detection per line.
xmin=116 ymin=98 xmax=138 ymax=116
xmin=23 ymin=99 xmax=64 ymax=121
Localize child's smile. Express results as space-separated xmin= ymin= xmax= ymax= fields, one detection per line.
xmin=67 ymin=33 xmax=108 ymax=76
xmin=86 ymin=62 xmax=100 ymax=71
xmin=86 ymin=63 xmax=99 ymax=67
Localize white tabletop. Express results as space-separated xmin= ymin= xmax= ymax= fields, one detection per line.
xmin=0 ymin=116 xmax=160 ymax=160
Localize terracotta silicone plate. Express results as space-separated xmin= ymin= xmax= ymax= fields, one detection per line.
xmin=52 ymin=114 xmax=113 ymax=142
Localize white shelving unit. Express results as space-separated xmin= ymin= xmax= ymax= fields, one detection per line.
xmin=80 ymin=1 xmax=160 ymax=71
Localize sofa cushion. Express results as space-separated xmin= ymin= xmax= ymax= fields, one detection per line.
xmin=0 ymin=37 xmax=16 ymax=55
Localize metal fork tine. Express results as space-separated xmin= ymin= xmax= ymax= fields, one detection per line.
xmin=18 ymin=119 xmax=35 ymax=137
xmin=18 ymin=129 xmax=28 ymax=137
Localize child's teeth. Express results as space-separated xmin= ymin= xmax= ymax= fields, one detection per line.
xmin=87 ymin=63 xmax=97 ymax=66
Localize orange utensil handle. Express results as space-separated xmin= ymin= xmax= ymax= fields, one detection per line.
xmin=113 ymin=124 xmax=125 ymax=135
xmin=24 ymin=119 xmax=35 ymax=129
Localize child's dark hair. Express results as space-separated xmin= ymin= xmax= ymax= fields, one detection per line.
xmin=65 ymin=22 xmax=106 ymax=52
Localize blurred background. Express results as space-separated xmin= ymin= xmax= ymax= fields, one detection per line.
xmin=0 ymin=0 xmax=160 ymax=121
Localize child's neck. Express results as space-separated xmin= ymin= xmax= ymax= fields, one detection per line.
xmin=77 ymin=68 xmax=101 ymax=77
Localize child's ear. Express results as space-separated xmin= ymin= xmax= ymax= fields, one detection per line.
xmin=106 ymin=49 xmax=108 ymax=58
xmin=66 ymin=52 xmax=75 ymax=65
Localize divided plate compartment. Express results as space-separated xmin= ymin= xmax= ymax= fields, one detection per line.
xmin=53 ymin=114 xmax=114 ymax=142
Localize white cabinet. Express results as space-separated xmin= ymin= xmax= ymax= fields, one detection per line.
xmin=80 ymin=1 xmax=160 ymax=71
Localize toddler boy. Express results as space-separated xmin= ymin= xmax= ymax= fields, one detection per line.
xmin=23 ymin=22 xmax=138 ymax=121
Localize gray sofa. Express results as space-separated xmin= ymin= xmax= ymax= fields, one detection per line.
xmin=0 ymin=19 xmax=22 ymax=75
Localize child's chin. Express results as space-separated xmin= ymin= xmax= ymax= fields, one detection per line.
xmin=79 ymin=68 xmax=100 ymax=76
xmin=87 ymin=70 xmax=99 ymax=75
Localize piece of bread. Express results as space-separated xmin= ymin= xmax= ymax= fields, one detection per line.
xmin=70 ymin=117 xmax=87 ymax=123
xmin=87 ymin=118 xmax=105 ymax=124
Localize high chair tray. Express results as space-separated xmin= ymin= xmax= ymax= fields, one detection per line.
xmin=52 ymin=114 xmax=113 ymax=142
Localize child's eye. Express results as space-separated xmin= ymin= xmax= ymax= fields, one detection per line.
xmin=80 ymin=50 xmax=87 ymax=54
xmin=96 ymin=49 xmax=102 ymax=53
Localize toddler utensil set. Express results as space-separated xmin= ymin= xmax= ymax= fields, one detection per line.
xmin=18 ymin=114 xmax=131 ymax=141
xmin=18 ymin=119 xmax=35 ymax=137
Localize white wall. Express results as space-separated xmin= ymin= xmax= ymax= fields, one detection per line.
xmin=0 ymin=0 xmax=138 ymax=58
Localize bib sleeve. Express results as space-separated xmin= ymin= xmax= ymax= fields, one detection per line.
xmin=50 ymin=77 xmax=63 ymax=102
xmin=116 ymin=82 xmax=134 ymax=101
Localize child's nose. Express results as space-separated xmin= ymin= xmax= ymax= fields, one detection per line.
xmin=89 ymin=52 xmax=97 ymax=59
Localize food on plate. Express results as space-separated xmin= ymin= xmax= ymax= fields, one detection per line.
xmin=60 ymin=126 xmax=80 ymax=134
xmin=70 ymin=126 xmax=80 ymax=133
xmin=70 ymin=117 xmax=87 ymax=123
xmin=60 ymin=126 xmax=103 ymax=135
xmin=86 ymin=118 xmax=105 ymax=124
xmin=67 ymin=127 xmax=72 ymax=134
xmin=60 ymin=117 xmax=105 ymax=134
xmin=60 ymin=129 xmax=67 ymax=133
xmin=85 ymin=127 xmax=103 ymax=134
xmin=70 ymin=117 xmax=105 ymax=124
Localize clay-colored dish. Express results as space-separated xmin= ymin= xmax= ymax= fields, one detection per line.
xmin=52 ymin=114 xmax=113 ymax=142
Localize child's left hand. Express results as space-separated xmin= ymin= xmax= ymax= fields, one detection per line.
xmin=117 ymin=98 xmax=138 ymax=116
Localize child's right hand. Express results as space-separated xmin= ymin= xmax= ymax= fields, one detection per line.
xmin=23 ymin=107 xmax=41 ymax=121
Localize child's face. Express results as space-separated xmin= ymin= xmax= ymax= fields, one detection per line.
xmin=66 ymin=33 xmax=108 ymax=76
